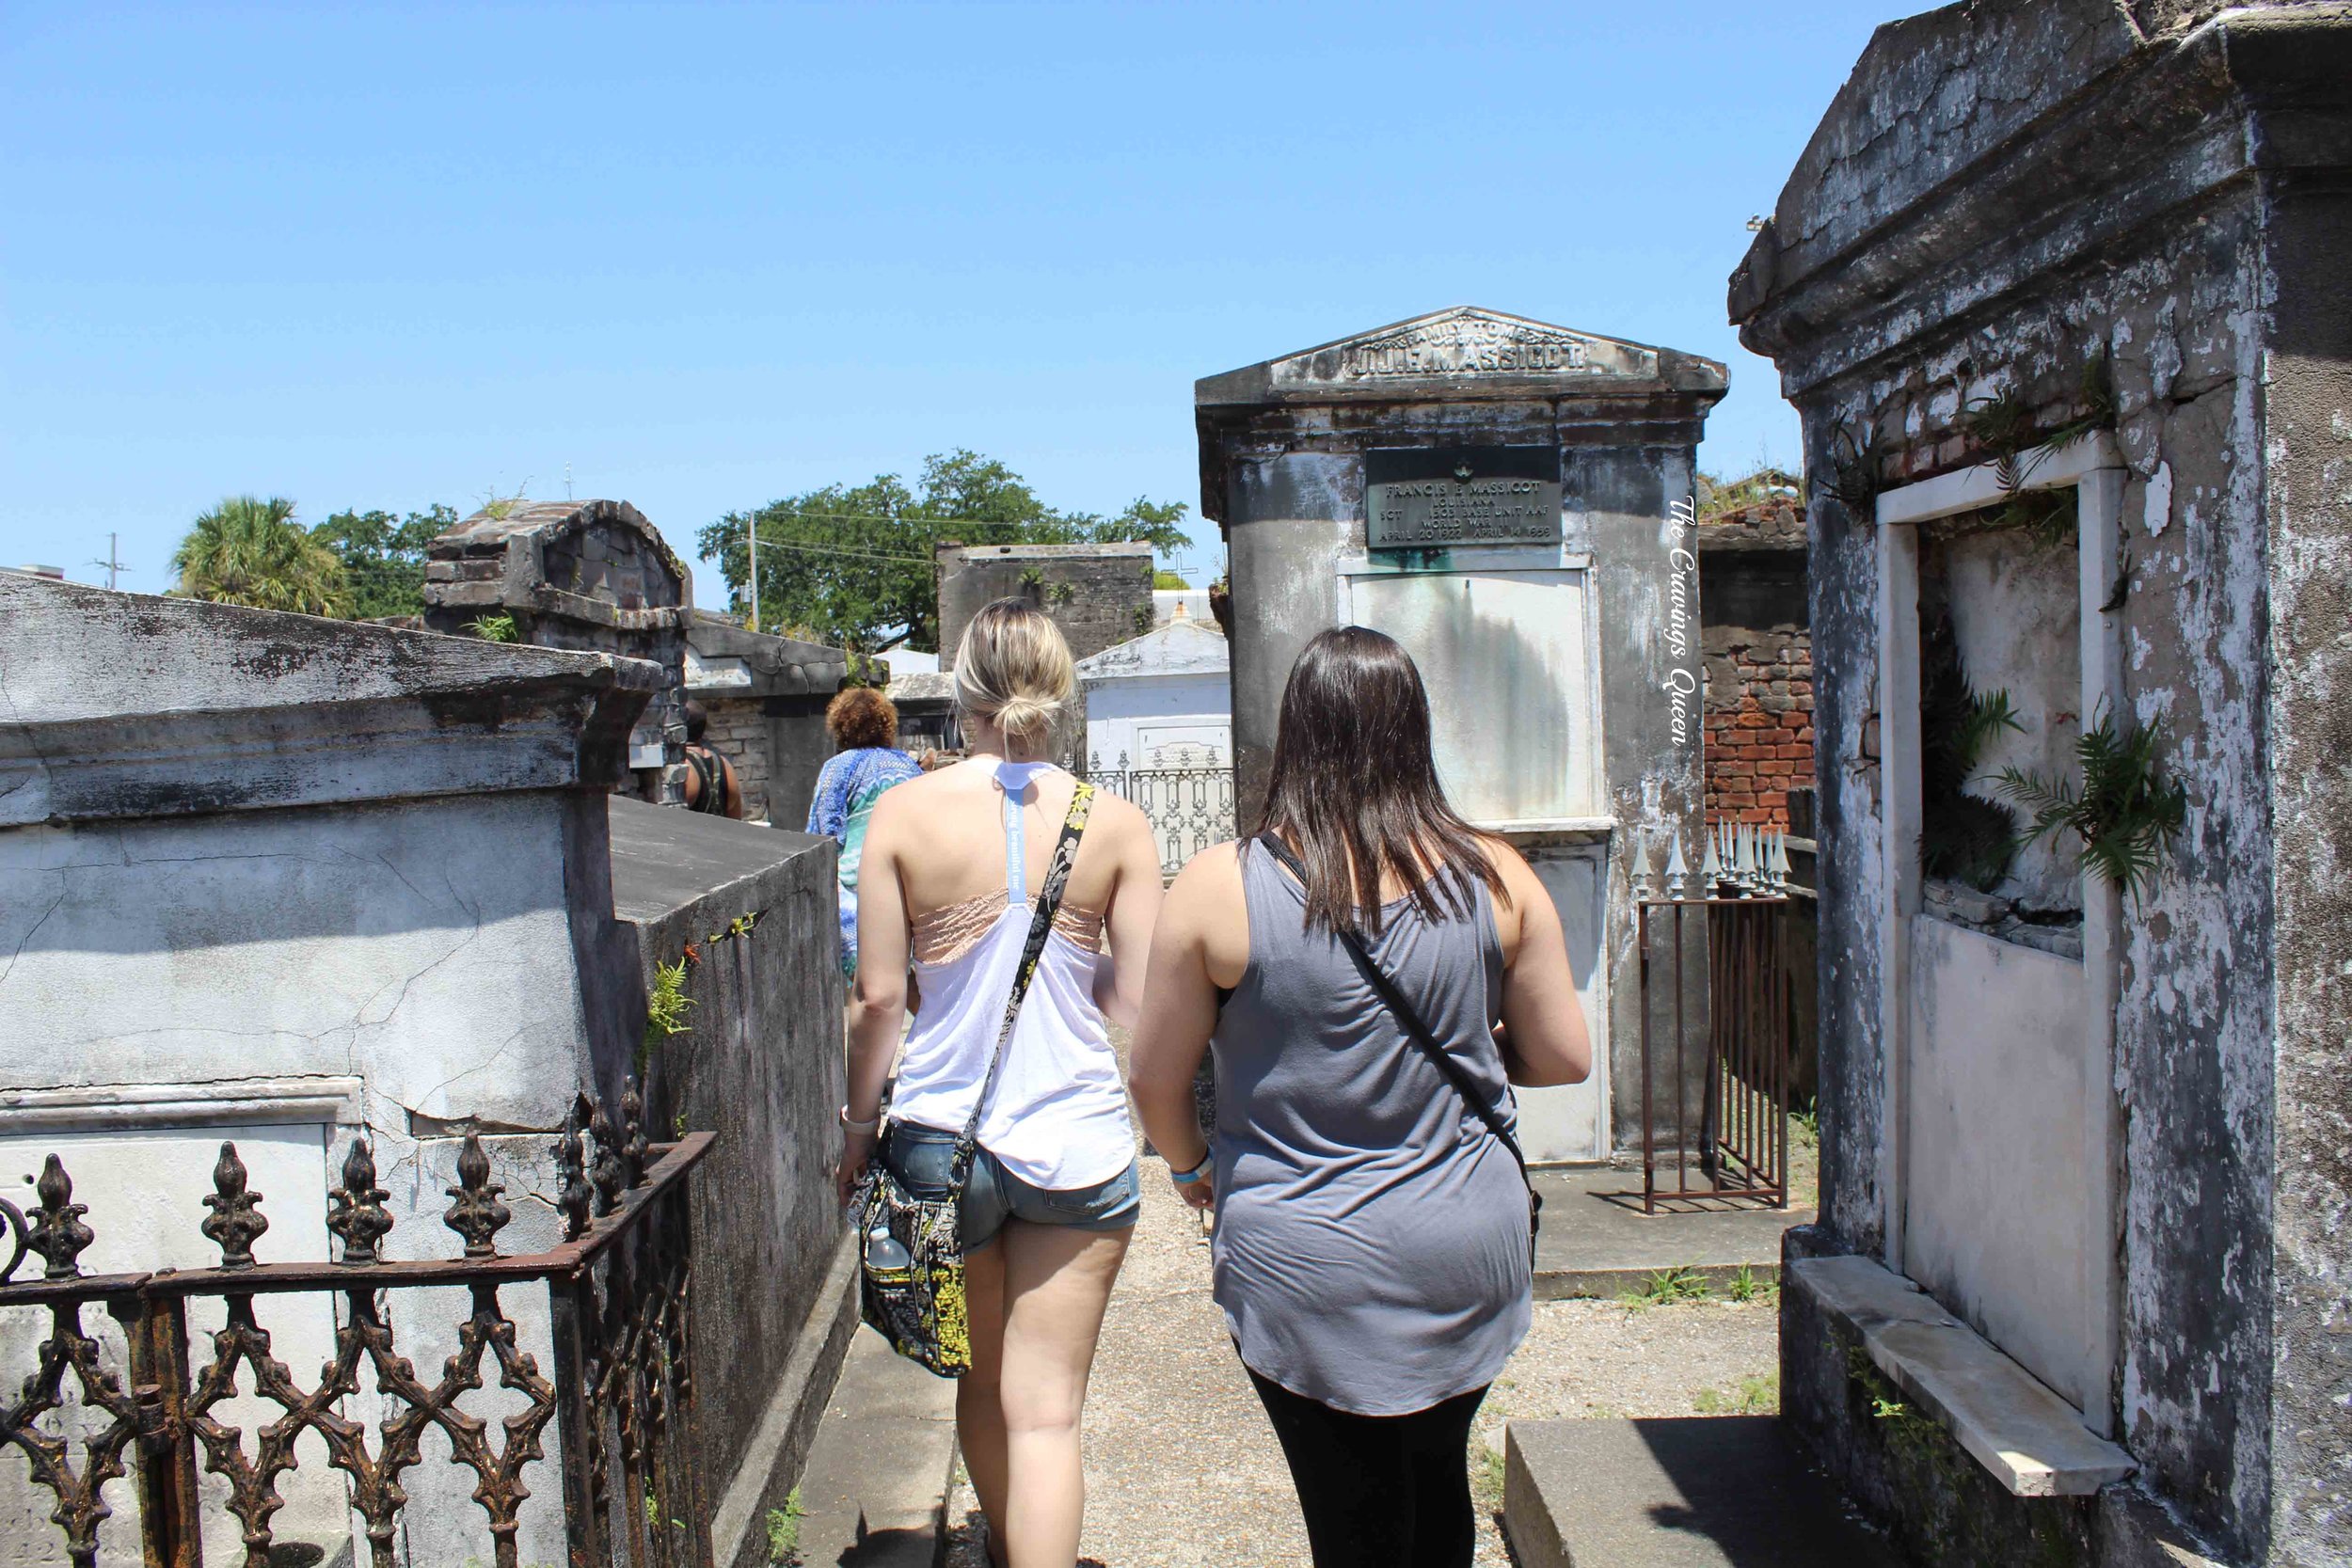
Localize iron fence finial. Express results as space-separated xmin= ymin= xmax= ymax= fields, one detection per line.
xmin=444 ymin=1132 xmax=513 ymax=1259
xmin=327 ymin=1138 xmax=393 ymax=1265
xmin=589 ymin=1100 xmax=626 ymax=1216
xmin=620 ymin=1076 xmax=650 ymax=1189
xmin=555 ymin=1095 xmax=594 ymax=1240
xmin=200 ymin=1142 xmax=266 ymax=1270
xmin=28 ymin=1153 xmax=93 ymax=1280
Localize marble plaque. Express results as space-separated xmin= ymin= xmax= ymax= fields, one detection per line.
xmin=1365 ymin=446 xmax=1564 ymax=549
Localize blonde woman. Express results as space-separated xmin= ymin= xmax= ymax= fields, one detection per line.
xmin=835 ymin=599 xmax=1164 ymax=1568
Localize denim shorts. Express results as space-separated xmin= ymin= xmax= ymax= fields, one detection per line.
xmin=882 ymin=1121 xmax=1140 ymax=1251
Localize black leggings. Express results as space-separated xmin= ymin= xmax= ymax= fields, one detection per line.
xmin=1245 ymin=1366 xmax=1489 ymax=1568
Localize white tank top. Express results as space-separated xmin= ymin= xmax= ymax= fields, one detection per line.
xmin=888 ymin=762 xmax=1136 ymax=1191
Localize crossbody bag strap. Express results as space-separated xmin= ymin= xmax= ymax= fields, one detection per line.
xmin=1256 ymin=836 xmax=1540 ymax=1255
xmin=950 ymin=782 xmax=1097 ymax=1183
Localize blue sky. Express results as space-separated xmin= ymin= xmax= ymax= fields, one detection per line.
xmin=2 ymin=1 xmax=1895 ymax=604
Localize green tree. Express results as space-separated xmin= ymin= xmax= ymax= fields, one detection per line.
xmin=698 ymin=449 xmax=1190 ymax=653
xmin=171 ymin=496 xmax=349 ymax=617
xmin=310 ymin=503 xmax=457 ymax=619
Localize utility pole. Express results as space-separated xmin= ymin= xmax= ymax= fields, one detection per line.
xmin=746 ymin=513 xmax=760 ymax=632
xmin=90 ymin=533 xmax=130 ymax=591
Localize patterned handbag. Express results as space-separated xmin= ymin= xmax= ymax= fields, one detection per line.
xmin=852 ymin=782 xmax=1096 ymax=1377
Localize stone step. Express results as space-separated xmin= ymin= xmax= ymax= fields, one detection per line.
xmin=791 ymin=1328 xmax=961 ymax=1568
xmin=1531 ymin=1165 xmax=1811 ymax=1300
xmin=1503 ymin=1417 xmax=1903 ymax=1568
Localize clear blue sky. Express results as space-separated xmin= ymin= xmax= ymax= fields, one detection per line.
xmin=2 ymin=1 xmax=1897 ymax=604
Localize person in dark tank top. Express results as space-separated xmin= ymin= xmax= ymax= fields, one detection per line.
xmin=1132 ymin=626 xmax=1592 ymax=1568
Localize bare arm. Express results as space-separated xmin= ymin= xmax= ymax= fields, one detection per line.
xmin=1091 ymin=802 xmax=1165 ymax=1032
xmin=1491 ymin=847 xmax=1591 ymax=1087
xmin=836 ymin=794 xmax=914 ymax=1201
xmin=1129 ymin=845 xmax=1240 ymax=1209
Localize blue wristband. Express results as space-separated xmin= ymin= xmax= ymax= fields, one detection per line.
xmin=1169 ymin=1154 xmax=1212 ymax=1185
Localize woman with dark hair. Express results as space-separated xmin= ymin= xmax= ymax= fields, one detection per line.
xmin=1130 ymin=626 xmax=1590 ymax=1568
xmin=808 ymin=687 xmax=922 ymax=977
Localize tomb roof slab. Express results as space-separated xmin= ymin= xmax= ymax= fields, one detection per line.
xmin=0 ymin=577 xmax=658 ymax=824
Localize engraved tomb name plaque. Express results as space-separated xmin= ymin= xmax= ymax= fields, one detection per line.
xmin=1364 ymin=446 xmax=1564 ymax=550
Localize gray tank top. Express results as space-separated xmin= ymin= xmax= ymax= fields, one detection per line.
xmin=1209 ymin=840 xmax=1532 ymax=1416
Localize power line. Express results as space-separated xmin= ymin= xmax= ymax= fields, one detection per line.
xmin=744 ymin=532 xmax=935 ymax=567
xmin=736 ymin=506 xmax=1167 ymax=536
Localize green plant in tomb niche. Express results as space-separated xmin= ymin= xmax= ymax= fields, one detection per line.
xmin=1019 ymin=565 xmax=1046 ymax=592
xmin=1046 ymin=579 xmax=1076 ymax=608
xmin=1997 ymin=708 xmax=2187 ymax=904
xmin=1918 ymin=601 xmax=2026 ymax=893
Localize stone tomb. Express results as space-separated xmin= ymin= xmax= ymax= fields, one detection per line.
xmin=1730 ymin=3 xmax=2352 ymax=1562
xmin=423 ymin=498 xmax=694 ymax=807
xmin=0 ymin=579 xmax=850 ymax=1568
xmin=1196 ymin=306 xmax=1726 ymax=1162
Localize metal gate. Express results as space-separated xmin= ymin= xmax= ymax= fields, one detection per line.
xmin=1629 ymin=823 xmax=1798 ymax=1212
xmin=0 ymin=1082 xmax=713 ymax=1568
xmin=1078 ymin=751 xmax=1238 ymax=876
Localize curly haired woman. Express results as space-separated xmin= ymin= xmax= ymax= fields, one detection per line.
xmin=807 ymin=686 xmax=923 ymax=976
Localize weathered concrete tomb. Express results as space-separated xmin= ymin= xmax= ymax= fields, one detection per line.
xmin=422 ymin=498 xmax=694 ymax=805
xmin=1198 ymin=306 xmax=1726 ymax=1164
xmin=0 ymin=578 xmax=851 ymax=1568
xmin=684 ymin=608 xmax=851 ymax=826
xmin=1730 ymin=3 xmax=2351 ymax=1564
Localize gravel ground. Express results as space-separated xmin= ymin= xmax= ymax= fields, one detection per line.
xmin=943 ymin=1157 xmax=1784 ymax=1568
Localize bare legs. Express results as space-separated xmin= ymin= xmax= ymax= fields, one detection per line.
xmin=955 ymin=1221 xmax=1132 ymax=1568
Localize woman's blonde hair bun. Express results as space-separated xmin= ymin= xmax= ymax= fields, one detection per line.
xmin=953 ymin=597 xmax=1075 ymax=741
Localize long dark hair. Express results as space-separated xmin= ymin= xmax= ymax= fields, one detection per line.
xmin=1255 ymin=626 xmax=1507 ymax=936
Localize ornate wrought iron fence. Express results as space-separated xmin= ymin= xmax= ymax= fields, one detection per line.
xmin=1077 ymin=751 xmax=1237 ymax=875
xmin=1624 ymin=822 xmax=1799 ymax=1213
xmin=0 ymin=1080 xmax=713 ymax=1568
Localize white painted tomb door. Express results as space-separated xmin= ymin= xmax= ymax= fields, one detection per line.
xmin=1339 ymin=552 xmax=1611 ymax=1163
xmin=1876 ymin=439 xmax=2127 ymax=1433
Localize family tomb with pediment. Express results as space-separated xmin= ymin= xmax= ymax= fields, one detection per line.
xmin=1196 ymin=307 xmax=1727 ymax=1164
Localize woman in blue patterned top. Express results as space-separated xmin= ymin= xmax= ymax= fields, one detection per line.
xmin=806 ymin=688 xmax=924 ymax=976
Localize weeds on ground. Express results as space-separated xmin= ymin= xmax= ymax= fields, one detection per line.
xmin=1725 ymin=1264 xmax=1777 ymax=1305
xmin=1470 ymin=1439 xmax=1507 ymax=1513
xmin=1792 ymin=1100 xmax=1820 ymax=1150
xmin=1693 ymin=1372 xmax=1780 ymax=1416
xmin=766 ymin=1488 xmax=808 ymax=1564
xmin=1618 ymin=1265 xmax=1710 ymax=1310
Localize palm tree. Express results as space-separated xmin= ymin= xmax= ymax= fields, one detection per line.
xmin=171 ymin=496 xmax=349 ymax=616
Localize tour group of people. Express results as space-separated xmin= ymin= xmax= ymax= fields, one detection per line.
xmin=808 ymin=598 xmax=1591 ymax=1568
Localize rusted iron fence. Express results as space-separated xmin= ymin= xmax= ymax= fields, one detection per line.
xmin=1628 ymin=823 xmax=1798 ymax=1212
xmin=0 ymin=1081 xmax=713 ymax=1568
xmin=1078 ymin=752 xmax=1237 ymax=875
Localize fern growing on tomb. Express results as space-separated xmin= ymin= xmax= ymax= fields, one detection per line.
xmin=1996 ymin=709 xmax=2186 ymax=904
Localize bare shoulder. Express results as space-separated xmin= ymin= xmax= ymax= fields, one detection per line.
xmin=1166 ymin=840 xmax=1245 ymax=919
xmin=1476 ymin=832 xmax=1549 ymax=947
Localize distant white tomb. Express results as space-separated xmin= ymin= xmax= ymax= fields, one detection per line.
xmin=1073 ymin=614 xmax=1232 ymax=773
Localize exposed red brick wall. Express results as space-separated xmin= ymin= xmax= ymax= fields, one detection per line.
xmin=1705 ymin=633 xmax=1814 ymax=826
